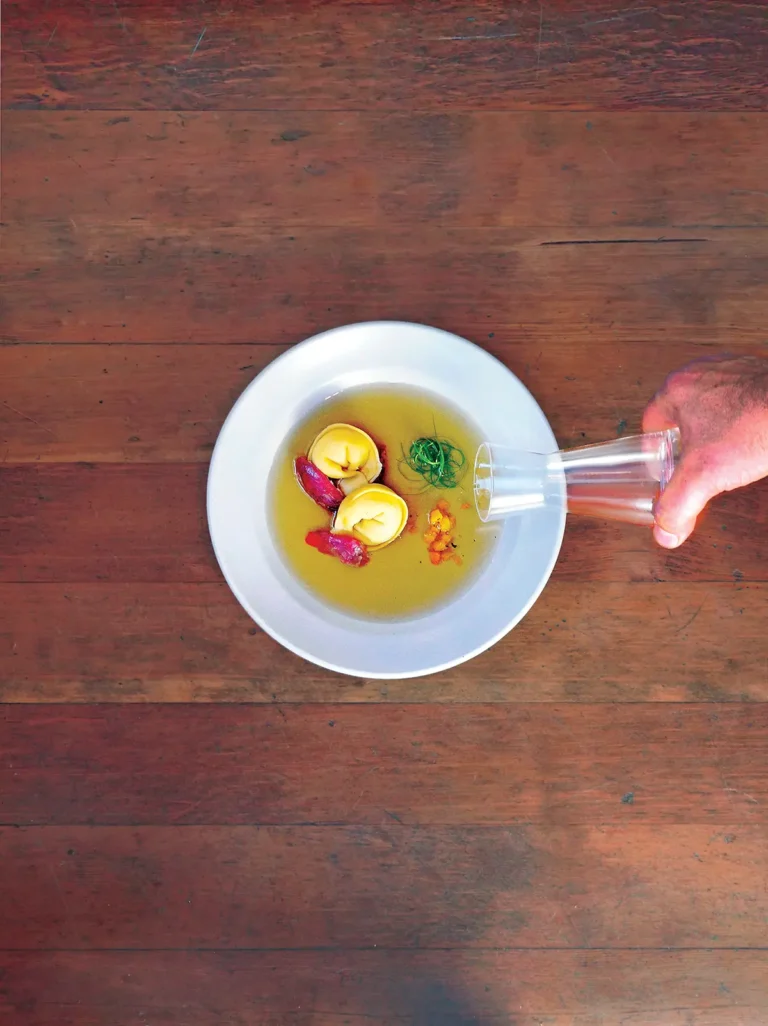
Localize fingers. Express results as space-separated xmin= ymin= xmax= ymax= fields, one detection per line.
xmin=652 ymin=454 xmax=719 ymax=548
xmin=644 ymin=354 xmax=767 ymax=546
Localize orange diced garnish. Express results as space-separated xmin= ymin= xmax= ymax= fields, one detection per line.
xmin=424 ymin=501 xmax=458 ymax=564
xmin=452 ymin=554 xmax=463 ymax=566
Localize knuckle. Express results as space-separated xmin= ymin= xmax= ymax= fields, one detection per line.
xmin=685 ymin=446 xmax=717 ymax=476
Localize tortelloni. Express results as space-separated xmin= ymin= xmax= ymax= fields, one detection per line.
xmin=308 ymin=424 xmax=382 ymax=484
xmin=333 ymin=483 xmax=408 ymax=552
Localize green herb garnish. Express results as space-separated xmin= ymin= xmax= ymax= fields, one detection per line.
xmin=401 ymin=435 xmax=467 ymax=490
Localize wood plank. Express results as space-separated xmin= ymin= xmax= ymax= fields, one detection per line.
xmin=5 ymin=3 xmax=766 ymax=1018
xmin=1 ymin=825 xmax=766 ymax=948
xmin=6 ymin=111 xmax=768 ymax=229
xmin=3 ymin=339 xmax=762 ymax=463
xmin=4 ymin=224 xmax=767 ymax=344
xmin=0 ymin=343 xmax=286 ymax=463
xmin=2 ymin=950 xmax=766 ymax=1026
xmin=1 ymin=704 xmax=766 ymax=825
xmin=0 ymin=465 xmax=214 ymax=584
xmin=1 ymin=463 xmax=765 ymax=584
xmin=1 ymin=582 xmax=764 ymax=704
xmin=5 ymin=1 xmax=767 ymax=112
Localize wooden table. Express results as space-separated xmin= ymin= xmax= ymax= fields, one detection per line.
xmin=2 ymin=2 xmax=767 ymax=1022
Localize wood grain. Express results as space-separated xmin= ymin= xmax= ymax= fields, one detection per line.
xmin=1 ymin=825 xmax=766 ymax=949
xmin=6 ymin=111 xmax=768 ymax=229
xmin=2 ymin=704 xmax=766 ymax=825
xmin=4 ymin=0 xmax=768 ymax=1020
xmin=0 ymin=343 xmax=285 ymax=462
xmin=2 ymin=339 xmax=760 ymax=463
xmin=2 ymin=949 xmax=766 ymax=1026
xmin=0 ymin=582 xmax=764 ymax=704
xmin=0 ymin=465 xmax=214 ymax=584
xmin=1 ymin=463 xmax=765 ymax=583
xmin=5 ymin=1 xmax=767 ymax=112
xmin=4 ymin=224 xmax=768 ymax=344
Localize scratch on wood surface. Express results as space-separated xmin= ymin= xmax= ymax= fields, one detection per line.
xmin=674 ymin=605 xmax=703 ymax=635
xmin=434 ymin=32 xmax=518 ymax=41
xmin=167 ymin=798 xmax=205 ymax=822
xmin=540 ymin=237 xmax=708 ymax=246
xmin=578 ymin=7 xmax=653 ymax=30
xmin=723 ymin=787 xmax=759 ymax=805
xmin=46 ymin=23 xmax=59 ymax=47
xmin=1 ymin=400 xmax=57 ymax=438
xmin=536 ymin=4 xmax=544 ymax=75
xmin=189 ymin=27 xmax=207 ymax=57
xmin=49 ymin=864 xmax=71 ymax=919
xmin=112 ymin=0 xmax=127 ymax=34
xmin=348 ymin=766 xmax=378 ymax=815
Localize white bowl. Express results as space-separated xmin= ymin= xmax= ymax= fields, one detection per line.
xmin=207 ymin=322 xmax=564 ymax=678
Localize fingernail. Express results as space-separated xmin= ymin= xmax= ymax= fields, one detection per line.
xmin=655 ymin=527 xmax=681 ymax=548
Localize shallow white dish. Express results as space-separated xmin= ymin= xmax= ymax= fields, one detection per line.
xmin=207 ymin=321 xmax=564 ymax=678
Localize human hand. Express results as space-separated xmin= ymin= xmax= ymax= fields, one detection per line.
xmin=643 ymin=355 xmax=768 ymax=548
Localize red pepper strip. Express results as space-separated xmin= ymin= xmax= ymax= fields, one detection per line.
xmin=295 ymin=456 xmax=344 ymax=511
xmin=305 ymin=529 xmax=369 ymax=567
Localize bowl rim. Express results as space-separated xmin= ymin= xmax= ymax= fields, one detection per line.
xmin=207 ymin=320 xmax=565 ymax=678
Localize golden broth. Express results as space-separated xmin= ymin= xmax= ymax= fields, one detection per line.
xmin=270 ymin=386 xmax=499 ymax=620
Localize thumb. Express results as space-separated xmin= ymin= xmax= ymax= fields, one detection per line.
xmin=652 ymin=453 xmax=719 ymax=548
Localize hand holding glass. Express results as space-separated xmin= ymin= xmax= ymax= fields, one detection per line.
xmin=474 ymin=429 xmax=681 ymax=526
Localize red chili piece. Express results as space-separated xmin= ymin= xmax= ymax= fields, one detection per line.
xmin=305 ymin=529 xmax=369 ymax=567
xmin=295 ymin=456 xmax=344 ymax=511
